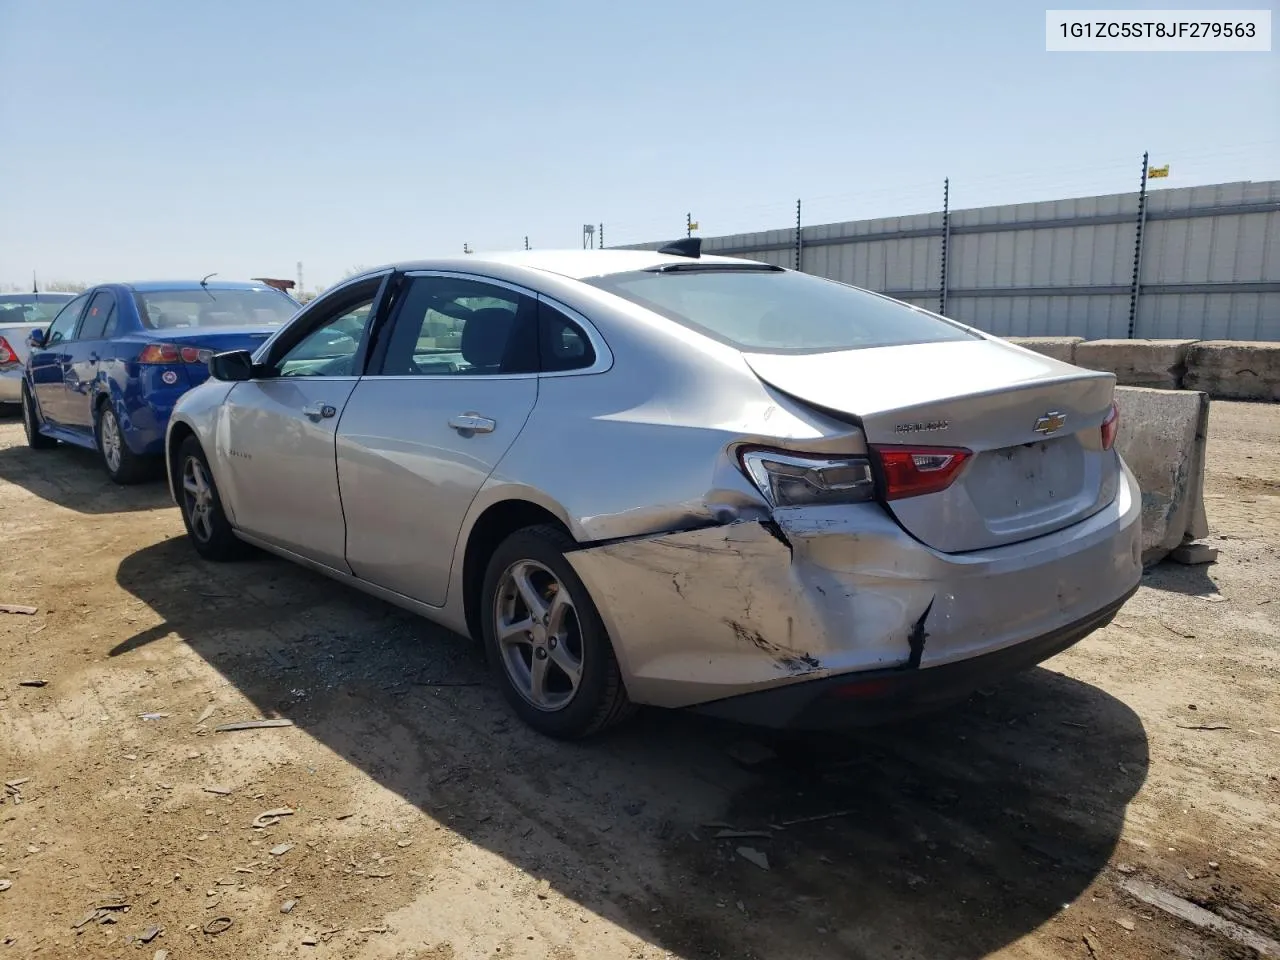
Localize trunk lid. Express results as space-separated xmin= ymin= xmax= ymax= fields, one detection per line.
xmin=132 ymin=325 xmax=277 ymax=351
xmin=0 ymin=322 xmax=41 ymax=366
xmin=126 ymin=327 xmax=277 ymax=385
xmin=744 ymin=338 xmax=1121 ymax=553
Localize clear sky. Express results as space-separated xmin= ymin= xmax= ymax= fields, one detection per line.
xmin=1 ymin=0 xmax=1276 ymax=291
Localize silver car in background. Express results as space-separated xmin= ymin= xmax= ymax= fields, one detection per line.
xmin=0 ymin=292 xmax=76 ymax=405
xmin=165 ymin=245 xmax=1142 ymax=738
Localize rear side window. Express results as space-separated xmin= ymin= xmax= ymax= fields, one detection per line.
xmin=378 ymin=276 xmax=538 ymax=376
xmin=78 ymin=291 xmax=118 ymax=340
xmin=538 ymin=301 xmax=595 ymax=372
xmin=585 ymin=267 xmax=977 ymax=354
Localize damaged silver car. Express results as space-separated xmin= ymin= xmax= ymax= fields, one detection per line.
xmin=166 ymin=242 xmax=1142 ymax=738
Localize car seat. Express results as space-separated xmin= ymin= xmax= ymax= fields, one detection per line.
xmin=459 ymin=308 xmax=516 ymax=372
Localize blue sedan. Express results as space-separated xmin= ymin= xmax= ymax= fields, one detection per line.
xmin=22 ymin=280 xmax=298 ymax=483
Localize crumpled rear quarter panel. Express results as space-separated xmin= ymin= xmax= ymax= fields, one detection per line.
xmin=567 ymin=465 xmax=1142 ymax=710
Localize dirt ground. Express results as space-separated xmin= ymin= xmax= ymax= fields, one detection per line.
xmin=0 ymin=401 xmax=1277 ymax=960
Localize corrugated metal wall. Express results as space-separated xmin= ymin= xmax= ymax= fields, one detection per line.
xmin=620 ymin=180 xmax=1280 ymax=341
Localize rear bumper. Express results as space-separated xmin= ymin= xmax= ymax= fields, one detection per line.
xmin=116 ymin=395 xmax=178 ymax=456
xmin=0 ymin=369 xmax=22 ymax=402
xmin=691 ymin=585 xmax=1136 ymax=729
xmin=567 ymin=462 xmax=1143 ymax=712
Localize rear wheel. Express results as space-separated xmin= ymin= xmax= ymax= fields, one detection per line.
xmin=481 ymin=525 xmax=634 ymax=738
xmin=178 ymin=436 xmax=245 ymax=561
xmin=21 ymin=385 xmax=56 ymax=450
xmin=96 ymin=403 xmax=151 ymax=485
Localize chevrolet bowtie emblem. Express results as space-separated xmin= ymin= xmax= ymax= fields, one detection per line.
xmin=1033 ymin=411 xmax=1068 ymax=435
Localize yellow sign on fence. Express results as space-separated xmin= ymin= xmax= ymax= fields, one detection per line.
xmin=1148 ymin=164 xmax=1170 ymax=178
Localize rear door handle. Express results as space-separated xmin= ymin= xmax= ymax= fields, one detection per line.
xmin=448 ymin=413 xmax=496 ymax=435
xmin=302 ymin=403 xmax=337 ymax=422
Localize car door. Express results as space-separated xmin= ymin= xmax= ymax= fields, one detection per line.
xmin=217 ymin=273 xmax=389 ymax=571
xmin=336 ymin=272 xmax=541 ymax=606
xmin=29 ymin=293 xmax=89 ymax=425
xmin=64 ymin=289 xmax=118 ymax=431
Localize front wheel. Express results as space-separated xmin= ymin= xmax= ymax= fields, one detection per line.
xmin=177 ymin=436 xmax=246 ymax=561
xmin=96 ymin=404 xmax=151 ymax=485
xmin=21 ymin=385 xmax=56 ymax=450
xmin=480 ymin=525 xmax=634 ymax=738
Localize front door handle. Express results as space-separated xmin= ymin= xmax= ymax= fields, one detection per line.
xmin=302 ymin=403 xmax=337 ymax=422
xmin=448 ymin=413 xmax=496 ymax=435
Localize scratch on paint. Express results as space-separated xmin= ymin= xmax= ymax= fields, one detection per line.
xmin=724 ymin=620 xmax=820 ymax=674
xmin=907 ymin=598 xmax=934 ymax=669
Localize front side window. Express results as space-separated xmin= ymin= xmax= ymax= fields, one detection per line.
xmin=78 ymin=291 xmax=118 ymax=340
xmin=45 ymin=294 xmax=89 ymax=346
xmin=273 ymin=284 xmax=378 ymax=378
xmin=136 ymin=288 xmax=297 ymax=331
xmin=585 ymin=266 xmax=977 ymax=354
xmin=378 ymin=276 xmax=537 ymax=376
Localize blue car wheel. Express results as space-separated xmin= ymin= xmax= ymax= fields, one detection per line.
xmin=96 ymin=403 xmax=152 ymax=485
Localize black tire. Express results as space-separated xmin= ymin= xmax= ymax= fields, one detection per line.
xmin=176 ymin=436 xmax=247 ymax=561
xmin=96 ymin=402 xmax=153 ymax=485
xmin=176 ymin=437 xmax=248 ymax=563
xmin=21 ymin=385 xmax=57 ymax=450
xmin=481 ymin=524 xmax=635 ymax=739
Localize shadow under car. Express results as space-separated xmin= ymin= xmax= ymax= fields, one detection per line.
xmin=112 ymin=536 xmax=1150 ymax=959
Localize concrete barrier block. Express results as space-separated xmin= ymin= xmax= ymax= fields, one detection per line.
xmin=1183 ymin=341 xmax=1280 ymax=401
xmin=1169 ymin=541 xmax=1219 ymax=565
xmin=1075 ymin=339 xmax=1199 ymax=389
xmin=1113 ymin=386 xmax=1211 ymax=564
xmin=1004 ymin=336 xmax=1084 ymax=364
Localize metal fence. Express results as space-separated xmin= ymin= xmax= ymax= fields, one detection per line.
xmin=620 ymin=179 xmax=1280 ymax=342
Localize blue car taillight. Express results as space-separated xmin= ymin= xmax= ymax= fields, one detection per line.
xmin=138 ymin=344 xmax=213 ymax=365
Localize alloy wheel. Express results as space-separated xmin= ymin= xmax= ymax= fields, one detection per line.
xmin=493 ymin=559 xmax=585 ymax=712
xmin=100 ymin=409 xmax=123 ymax=473
xmin=182 ymin=455 xmax=216 ymax=543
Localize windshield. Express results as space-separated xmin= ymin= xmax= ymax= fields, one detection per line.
xmin=135 ymin=288 xmax=297 ymax=331
xmin=585 ymin=267 xmax=977 ymax=354
xmin=0 ymin=293 xmax=76 ymax=326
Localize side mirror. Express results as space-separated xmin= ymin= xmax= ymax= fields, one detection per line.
xmin=208 ymin=349 xmax=255 ymax=382
xmin=27 ymin=329 xmax=46 ymax=349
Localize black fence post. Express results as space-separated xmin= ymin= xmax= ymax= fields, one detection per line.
xmin=939 ymin=177 xmax=951 ymax=316
xmin=1127 ymin=151 xmax=1150 ymax=338
xmin=794 ymin=199 xmax=802 ymax=270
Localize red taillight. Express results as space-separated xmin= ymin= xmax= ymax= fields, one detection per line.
xmin=138 ymin=343 xmax=208 ymax=365
xmin=871 ymin=445 xmax=972 ymax=501
xmin=0 ymin=336 xmax=16 ymax=365
xmin=1100 ymin=401 xmax=1120 ymax=451
xmin=138 ymin=343 xmax=181 ymax=364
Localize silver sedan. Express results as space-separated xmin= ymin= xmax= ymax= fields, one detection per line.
xmin=165 ymin=244 xmax=1142 ymax=737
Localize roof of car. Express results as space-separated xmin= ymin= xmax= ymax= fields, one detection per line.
xmin=124 ymin=280 xmax=283 ymax=293
xmin=361 ymin=249 xmax=760 ymax=282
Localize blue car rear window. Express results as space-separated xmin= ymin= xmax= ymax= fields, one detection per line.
xmin=136 ymin=289 xmax=297 ymax=330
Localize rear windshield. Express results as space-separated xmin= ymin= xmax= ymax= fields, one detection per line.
xmin=0 ymin=294 xmax=76 ymax=326
xmin=585 ymin=267 xmax=977 ymax=353
xmin=135 ymin=288 xmax=297 ymax=331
